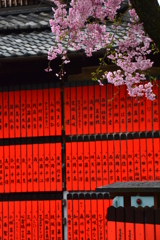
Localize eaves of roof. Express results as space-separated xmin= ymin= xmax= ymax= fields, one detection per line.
xmin=0 ymin=0 xmax=131 ymax=60
xmin=0 ymin=22 xmax=130 ymax=59
xmin=0 ymin=4 xmax=53 ymax=30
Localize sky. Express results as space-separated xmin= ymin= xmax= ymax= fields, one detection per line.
xmin=158 ymin=0 xmax=160 ymax=5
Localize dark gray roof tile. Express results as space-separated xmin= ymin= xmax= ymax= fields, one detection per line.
xmin=26 ymin=48 xmax=33 ymax=51
xmin=14 ymin=49 xmax=22 ymax=52
xmin=9 ymin=52 xmax=18 ymax=57
xmin=15 ymin=52 xmax=24 ymax=57
xmin=18 ymin=47 xmax=25 ymax=50
xmin=1 ymin=51 xmax=7 ymax=54
xmin=31 ymin=45 xmax=38 ymax=49
xmin=24 ymin=44 xmax=31 ymax=47
xmin=38 ymin=46 xmax=45 ymax=50
xmin=26 ymin=21 xmax=40 ymax=29
xmin=28 ymin=51 xmax=37 ymax=55
xmin=26 ymin=15 xmax=42 ymax=24
xmin=41 ymin=50 xmax=48 ymax=55
xmin=44 ymin=44 xmax=50 ymax=48
xmin=29 ymin=13 xmax=47 ymax=20
xmin=4 ymin=43 xmax=12 ymax=47
xmin=20 ymin=49 xmax=28 ymax=53
xmin=31 ymin=36 xmax=39 ymax=40
xmin=33 ymin=40 xmax=40 ymax=43
xmin=0 ymin=20 xmax=8 ymax=29
xmin=3 ymin=52 xmax=12 ymax=57
xmin=36 ymin=43 xmax=43 ymax=47
xmin=15 ymin=39 xmax=23 ymax=43
xmin=7 ymin=47 xmax=14 ymax=51
xmin=37 ymin=33 xmax=44 ymax=37
xmin=39 ymin=20 xmax=48 ymax=27
xmin=32 ymin=48 xmax=40 ymax=52
xmin=37 ymin=51 xmax=43 ymax=55
xmin=1 ymin=46 xmax=8 ymax=50
xmin=0 ymin=10 xmax=52 ymax=30
xmin=23 ymin=51 xmax=30 ymax=56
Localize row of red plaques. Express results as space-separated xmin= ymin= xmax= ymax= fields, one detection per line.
xmin=0 ymin=83 xmax=61 ymax=138
xmin=64 ymin=82 xmax=159 ymax=135
xmin=0 ymin=142 xmax=62 ymax=193
xmin=66 ymin=134 xmax=160 ymax=191
xmin=0 ymin=198 xmax=62 ymax=240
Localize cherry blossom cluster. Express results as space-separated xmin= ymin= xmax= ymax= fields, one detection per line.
xmin=46 ymin=0 xmax=156 ymax=100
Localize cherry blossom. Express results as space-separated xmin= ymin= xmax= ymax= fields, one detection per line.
xmin=47 ymin=0 xmax=156 ymax=100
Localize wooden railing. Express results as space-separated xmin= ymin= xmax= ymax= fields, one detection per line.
xmin=107 ymin=206 xmax=160 ymax=240
xmin=0 ymin=0 xmax=38 ymax=8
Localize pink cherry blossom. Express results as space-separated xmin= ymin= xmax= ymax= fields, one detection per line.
xmin=46 ymin=0 xmax=156 ymax=100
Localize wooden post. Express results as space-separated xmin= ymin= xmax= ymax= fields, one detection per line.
xmin=154 ymin=193 xmax=160 ymax=209
xmin=124 ymin=195 xmax=131 ymax=208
